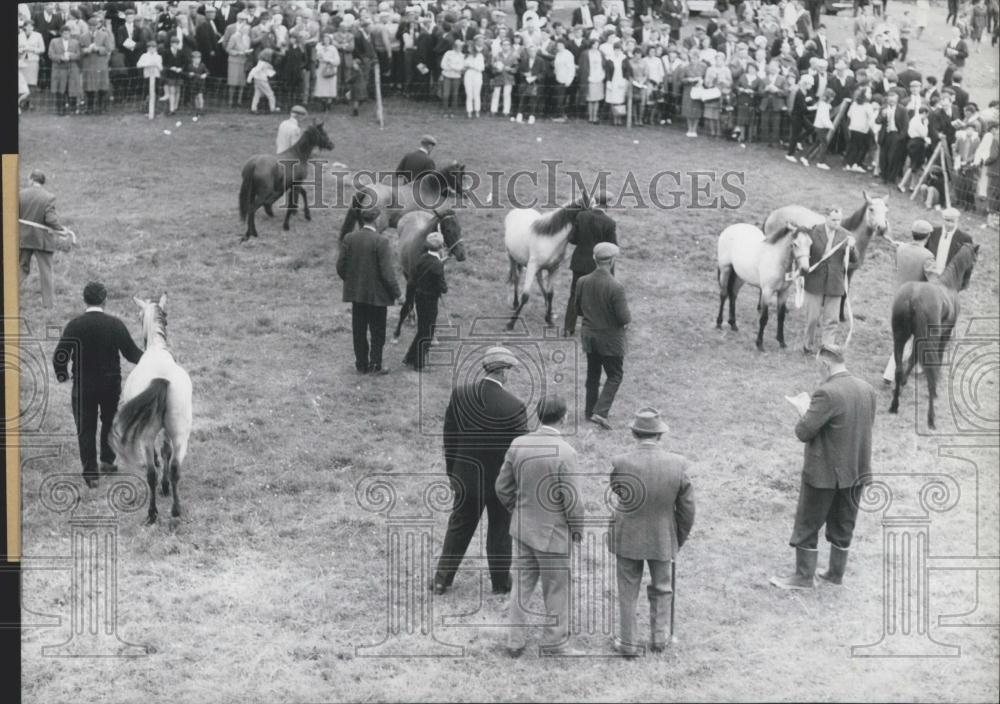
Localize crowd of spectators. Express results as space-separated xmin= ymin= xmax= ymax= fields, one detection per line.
xmin=16 ymin=0 xmax=1000 ymax=216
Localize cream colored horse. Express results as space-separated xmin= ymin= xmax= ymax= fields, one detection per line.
xmin=111 ymin=294 xmax=193 ymax=527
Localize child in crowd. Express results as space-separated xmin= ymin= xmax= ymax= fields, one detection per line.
xmin=187 ymin=50 xmax=208 ymax=116
xmin=247 ymin=51 xmax=278 ymax=113
xmin=804 ymin=88 xmax=836 ymax=169
xmin=135 ymin=41 xmax=162 ymax=110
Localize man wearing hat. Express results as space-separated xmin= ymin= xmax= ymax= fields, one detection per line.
xmin=395 ymin=135 xmax=438 ymax=183
xmin=432 ymin=346 xmax=528 ymax=595
xmin=276 ymin=104 xmax=307 ymax=153
xmin=495 ymin=393 xmax=583 ymax=657
xmin=564 ymin=191 xmax=617 ymax=337
xmin=337 ymin=204 xmax=403 ymax=375
xmin=881 ymin=220 xmax=937 ymax=383
xmin=49 ymin=24 xmax=83 ymax=115
xmin=53 ymin=283 xmax=144 ymax=489
xmin=609 ymin=407 xmax=695 ymax=656
xmin=771 ymin=344 xmax=876 ymax=590
xmin=80 ymin=14 xmax=115 ymax=114
xmin=19 ymin=169 xmax=70 ymax=310
xmin=402 ymin=232 xmax=448 ymax=372
xmin=801 ymin=207 xmax=857 ymax=354
xmin=926 ymin=207 xmax=974 ymax=277
xmin=575 ymin=241 xmax=630 ymax=430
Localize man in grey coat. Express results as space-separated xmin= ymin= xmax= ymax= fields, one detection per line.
xmin=575 ymin=241 xmax=631 ymax=430
xmin=882 ymin=219 xmax=937 ymax=383
xmin=610 ymin=407 xmax=695 ymax=656
xmin=336 ymin=205 xmax=402 ymax=374
xmin=19 ymin=169 xmax=68 ymax=309
xmin=772 ymin=344 xmax=877 ymax=590
xmin=496 ymin=393 xmax=583 ymax=657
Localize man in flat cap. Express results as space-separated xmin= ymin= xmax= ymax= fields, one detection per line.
xmin=926 ymin=207 xmax=974 ymax=278
xmin=403 ymin=232 xmax=448 ymax=372
xmin=772 ymin=344 xmax=876 ymax=590
xmin=801 ymin=206 xmax=857 ymax=354
xmin=433 ymin=346 xmax=528 ymax=595
xmin=395 ymin=134 xmax=437 ymax=183
xmin=496 ymin=392 xmax=583 ymax=657
xmin=610 ymin=407 xmax=695 ymax=657
xmin=564 ymin=190 xmax=617 ymax=337
xmin=20 ymin=169 xmax=70 ymax=310
xmin=53 ymin=283 xmax=144 ymax=488
xmin=575 ymin=241 xmax=631 ymax=430
xmin=337 ymin=204 xmax=403 ymax=374
xmin=882 ymin=219 xmax=937 ymax=384
xmin=276 ymin=104 xmax=307 ymax=153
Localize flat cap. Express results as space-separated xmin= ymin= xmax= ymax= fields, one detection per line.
xmin=482 ymin=346 xmax=518 ymax=371
xmin=911 ymin=219 xmax=933 ymax=236
xmin=425 ymin=232 xmax=444 ymax=250
xmin=291 ymin=104 xmax=308 ymax=115
xmin=419 ymin=134 xmax=437 ymax=146
xmin=818 ymin=343 xmax=845 ymax=363
xmin=593 ymin=242 xmax=620 ymax=260
xmin=942 ymin=207 xmax=961 ymax=218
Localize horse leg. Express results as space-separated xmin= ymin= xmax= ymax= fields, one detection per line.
xmin=755 ymin=291 xmax=769 ymax=351
xmin=730 ymin=277 xmax=744 ymax=331
xmin=144 ymin=445 xmax=158 ymax=526
xmin=508 ymin=258 xmax=521 ymax=310
xmin=889 ymin=322 xmax=909 ymax=414
xmin=282 ymin=186 xmax=297 ymax=231
xmin=394 ymin=283 xmax=415 ymax=341
xmin=159 ymin=437 xmax=172 ymax=497
xmin=168 ymin=439 xmax=188 ymax=529
xmin=716 ymin=267 xmax=729 ymax=330
xmin=264 ymin=202 xmax=275 ymax=217
xmin=300 ymin=186 xmax=311 ymax=222
xmin=540 ymin=269 xmax=554 ymax=327
xmin=776 ymin=294 xmax=789 ymax=349
xmin=507 ymin=260 xmax=536 ymax=331
xmin=243 ymin=201 xmax=259 ymax=242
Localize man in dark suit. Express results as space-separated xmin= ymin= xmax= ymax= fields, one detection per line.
xmin=576 ymin=242 xmax=631 ymax=430
xmin=610 ymin=407 xmax=695 ymax=656
xmin=53 ymin=282 xmax=144 ymax=488
xmin=877 ymin=91 xmax=909 ymax=184
xmin=928 ymin=90 xmax=960 ymax=150
xmin=336 ymin=205 xmax=403 ymax=374
xmin=115 ymin=7 xmax=149 ymax=100
xmin=771 ymin=344 xmax=877 ymax=589
xmin=564 ymin=193 xmax=617 ymax=337
xmin=33 ymin=1 xmax=65 ymax=88
xmin=433 ymin=346 xmax=528 ymax=595
xmin=801 ymin=207 xmax=858 ymax=353
xmin=949 ymin=73 xmax=970 ymax=112
xmin=896 ymin=60 xmax=922 ymax=90
xmin=571 ymin=0 xmax=600 ymax=28
xmin=19 ymin=170 xmax=68 ymax=309
xmin=195 ymin=7 xmax=225 ymax=78
xmin=395 ymin=134 xmax=437 ymax=183
xmin=925 ymin=207 xmax=974 ymax=276
xmin=402 ymin=232 xmax=448 ymax=372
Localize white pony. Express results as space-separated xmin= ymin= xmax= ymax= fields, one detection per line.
xmin=111 ymin=294 xmax=193 ymax=527
xmin=716 ymin=223 xmax=813 ymax=350
xmin=503 ymin=194 xmax=591 ymax=331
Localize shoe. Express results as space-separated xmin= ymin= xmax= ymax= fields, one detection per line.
xmin=818 ymin=545 xmax=849 ymax=585
xmin=516 ymin=113 xmax=523 ymax=123
xmin=650 ymin=643 xmax=669 ymax=654
xmin=99 ymin=462 xmax=118 ymax=474
xmin=785 ymin=155 xmax=798 ymax=163
xmin=883 ymin=377 xmax=893 ymax=386
xmin=612 ymin=640 xmax=641 ymax=658
xmin=369 ymin=366 xmax=391 ymax=376
xmin=769 ymin=547 xmax=818 ymax=590
xmin=505 ymin=645 xmax=526 ymax=658
xmin=510 ymin=116 xmax=516 ymax=122
xmin=686 ymin=131 xmax=697 ymax=138
xmin=817 ymin=163 xmax=830 ymax=170
xmin=800 ymin=157 xmax=810 ymax=167
xmin=589 ymin=414 xmax=612 ymax=430
xmin=541 ymin=645 xmax=586 ymax=657
xmin=356 ymin=366 xmax=369 ymax=374
xmin=527 ymin=115 xmax=535 ymax=124
xmin=83 ymin=476 xmax=99 ymax=489
xmin=428 ymin=578 xmax=448 ymax=595
xmin=802 ymin=346 xmax=815 ymax=356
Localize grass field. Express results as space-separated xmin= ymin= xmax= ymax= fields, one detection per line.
xmin=17 ymin=9 xmax=1000 ymax=704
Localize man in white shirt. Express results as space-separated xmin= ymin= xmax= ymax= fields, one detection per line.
xmin=926 ymin=207 xmax=973 ymax=275
xmin=552 ymin=40 xmax=576 ymax=122
xmin=276 ymin=105 xmax=307 ymax=153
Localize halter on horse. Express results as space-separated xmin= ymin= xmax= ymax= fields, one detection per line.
xmin=238 ymin=122 xmax=335 ymax=242
xmin=889 ymin=242 xmax=979 ymax=430
xmin=111 ymin=294 xmax=193 ymax=527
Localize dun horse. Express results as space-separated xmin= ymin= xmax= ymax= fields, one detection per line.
xmin=763 ymin=190 xmax=890 ymax=320
xmin=716 ymin=223 xmax=813 ymax=350
xmin=339 ymin=164 xmax=467 ymax=239
xmin=111 ymin=294 xmax=193 ymax=527
xmin=238 ymin=122 xmax=334 ymax=242
xmin=504 ymin=194 xmax=591 ymax=331
xmin=889 ymin=242 xmax=979 ymax=430
xmin=392 ymin=209 xmax=466 ymax=342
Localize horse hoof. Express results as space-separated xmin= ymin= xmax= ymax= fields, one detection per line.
xmin=160 ymin=484 xmax=170 ymax=497
xmin=889 ymin=404 xmax=898 ymax=414
xmin=168 ymin=516 xmax=180 ymax=531
xmin=304 ymin=213 xmax=312 ymax=221
xmin=715 ymin=322 xmax=722 ymax=330
xmin=505 ymin=322 xmax=516 ymax=332
xmin=282 ymin=223 xmax=290 ymax=231
xmin=778 ymin=341 xmax=787 ymax=350
xmin=927 ymin=420 xmax=936 ymax=431
xmin=144 ymin=514 xmax=158 ymax=526
xmin=730 ymin=323 xmax=738 ymax=332
xmin=755 ymin=343 xmax=764 ymax=352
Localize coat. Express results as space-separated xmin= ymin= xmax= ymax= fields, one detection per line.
xmin=495 ymin=427 xmax=583 ymax=554
xmin=79 ymin=28 xmax=116 ymax=91
xmin=895 ymin=242 xmax=937 ymax=286
xmin=803 ymin=224 xmax=858 ymax=297
xmin=794 ymin=371 xmax=877 ymax=490
xmin=19 ymin=185 xmax=61 ymax=252
xmin=413 ymin=252 xmax=447 ymax=298
xmin=876 ymin=104 xmax=908 ymax=144
xmin=925 ymin=226 xmax=973 ymax=267
xmin=336 ymin=226 xmax=402 ymax=306
xmin=443 ymin=379 xmax=527 ymax=480
xmin=115 ymin=22 xmax=150 ymax=67
xmin=569 ymin=209 xmax=617 ymax=275
xmin=395 ymin=149 xmax=436 ymax=183
xmin=610 ymin=441 xmax=695 ymax=561
xmin=576 ymin=267 xmax=631 ymax=357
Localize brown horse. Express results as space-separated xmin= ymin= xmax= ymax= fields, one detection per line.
xmin=238 ymin=122 xmax=334 ymax=242
xmin=889 ymin=242 xmax=980 ymax=430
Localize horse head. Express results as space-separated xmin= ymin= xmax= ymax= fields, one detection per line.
xmin=133 ymin=294 xmax=168 ymax=346
xmin=441 ymin=162 xmax=467 ymax=199
xmin=789 ymin=227 xmax=813 ymax=277
xmin=434 ymin=209 xmax=466 ymax=262
xmin=862 ymin=189 xmax=890 ymax=237
xmin=307 ymin=121 xmax=335 ymax=152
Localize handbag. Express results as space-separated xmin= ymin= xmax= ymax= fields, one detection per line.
xmin=321 ymin=61 xmax=337 ymax=78
xmin=700 ymin=86 xmax=722 ymax=101
xmin=690 ymin=84 xmax=705 ymax=100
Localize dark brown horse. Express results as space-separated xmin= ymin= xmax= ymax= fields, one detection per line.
xmin=889 ymin=242 xmax=980 ymax=430
xmin=238 ymin=122 xmax=334 ymax=242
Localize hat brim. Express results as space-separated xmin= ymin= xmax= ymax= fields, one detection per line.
xmin=629 ymin=419 xmax=669 ymax=434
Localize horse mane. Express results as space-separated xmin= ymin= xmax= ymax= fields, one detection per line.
xmin=416 ymin=210 xmax=454 ymax=240
xmin=145 ymin=305 xmax=168 ymax=346
xmin=765 ymin=223 xmax=798 ymax=244
xmin=840 ymin=202 xmax=867 ymax=232
xmin=533 ymin=200 xmax=585 ymax=237
xmin=940 ymin=242 xmax=978 ymax=290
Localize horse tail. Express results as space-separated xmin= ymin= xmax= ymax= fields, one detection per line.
xmin=111 ymin=379 xmax=170 ymax=466
xmin=239 ymin=163 xmax=255 ymax=223
xmin=339 ymin=192 xmax=363 ymax=241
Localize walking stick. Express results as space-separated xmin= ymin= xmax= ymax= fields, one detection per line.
xmin=670 ymin=560 xmax=676 ymax=640
xmin=374 ymin=56 xmax=384 ymax=129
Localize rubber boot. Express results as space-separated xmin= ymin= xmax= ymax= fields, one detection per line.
xmin=818 ymin=545 xmax=849 ymax=585
xmin=769 ymin=547 xmax=817 ymax=590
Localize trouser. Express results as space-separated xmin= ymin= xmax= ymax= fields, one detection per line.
xmin=508 ymin=539 xmax=571 ymax=649
xmin=435 ymin=463 xmax=512 ymax=590
xmin=85 ymin=90 xmax=108 ymax=114
xmin=761 ymin=110 xmax=782 ymax=143
xmin=585 ymin=351 xmax=623 ymax=419
xmin=251 ymin=81 xmax=276 ymax=111
xmin=787 ymin=115 xmax=807 ymax=156
xmin=19 ymin=248 xmax=55 ymax=308
xmin=884 ymin=337 xmax=921 ymax=380
xmin=899 ymin=37 xmax=909 ymax=62
xmin=518 ymin=92 xmax=537 ymax=117
xmin=491 ymin=84 xmax=512 ymax=114
xmin=880 ymin=132 xmax=905 ymax=182
xmin=72 ymin=378 xmax=122 ymax=480
xmin=844 ymin=130 xmax=869 ymax=166
xmin=402 ymin=49 xmax=416 ymax=94
xmin=464 ymin=70 xmax=482 ymax=113
xmin=351 ymin=303 xmax=388 ymax=372
xmin=790 ymin=480 xmax=864 ymax=550
xmin=802 ymin=291 xmax=841 ymax=350
xmin=616 ymin=557 xmax=673 ymax=649
xmin=441 ymin=76 xmax=461 ymax=109
xmin=552 ymin=83 xmax=568 ymax=116
xmin=947 ymin=0 xmax=958 ymax=24
xmin=403 ymin=293 xmax=438 ymax=370
xmin=805 ymin=127 xmax=830 ymax=161
xmin=563 ymin=270 xmax=583 ymax=334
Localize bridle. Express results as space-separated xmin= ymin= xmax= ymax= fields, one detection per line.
xmin=431 ymin=208 xmax=464 ymax=258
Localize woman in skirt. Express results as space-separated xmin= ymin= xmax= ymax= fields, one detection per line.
xmin=226 ymin=20 xmax=252 ymax=107
xmin=681 ymin=47 xmax=706 ymax=137
xmin=314 ymin=33 xmax=340 ymax=110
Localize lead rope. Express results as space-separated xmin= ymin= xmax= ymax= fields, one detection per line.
xmin=842 ymin=242 xmax=854 ymax=349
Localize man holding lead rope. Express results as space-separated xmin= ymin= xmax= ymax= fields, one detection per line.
xmin=801 ymin=207 xmax=858 ymax=354
xmin=19 ymin=169 xmax=75 ymax=310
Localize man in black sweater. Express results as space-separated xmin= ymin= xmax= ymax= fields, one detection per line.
xmin=53 ymin=282 xmax=144 ymax=487
xmin=563 ymin=191 xmax=617 ymax=337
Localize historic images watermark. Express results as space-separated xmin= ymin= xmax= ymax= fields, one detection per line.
xmin=280 ymin=159 xmax=749 ymax=212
